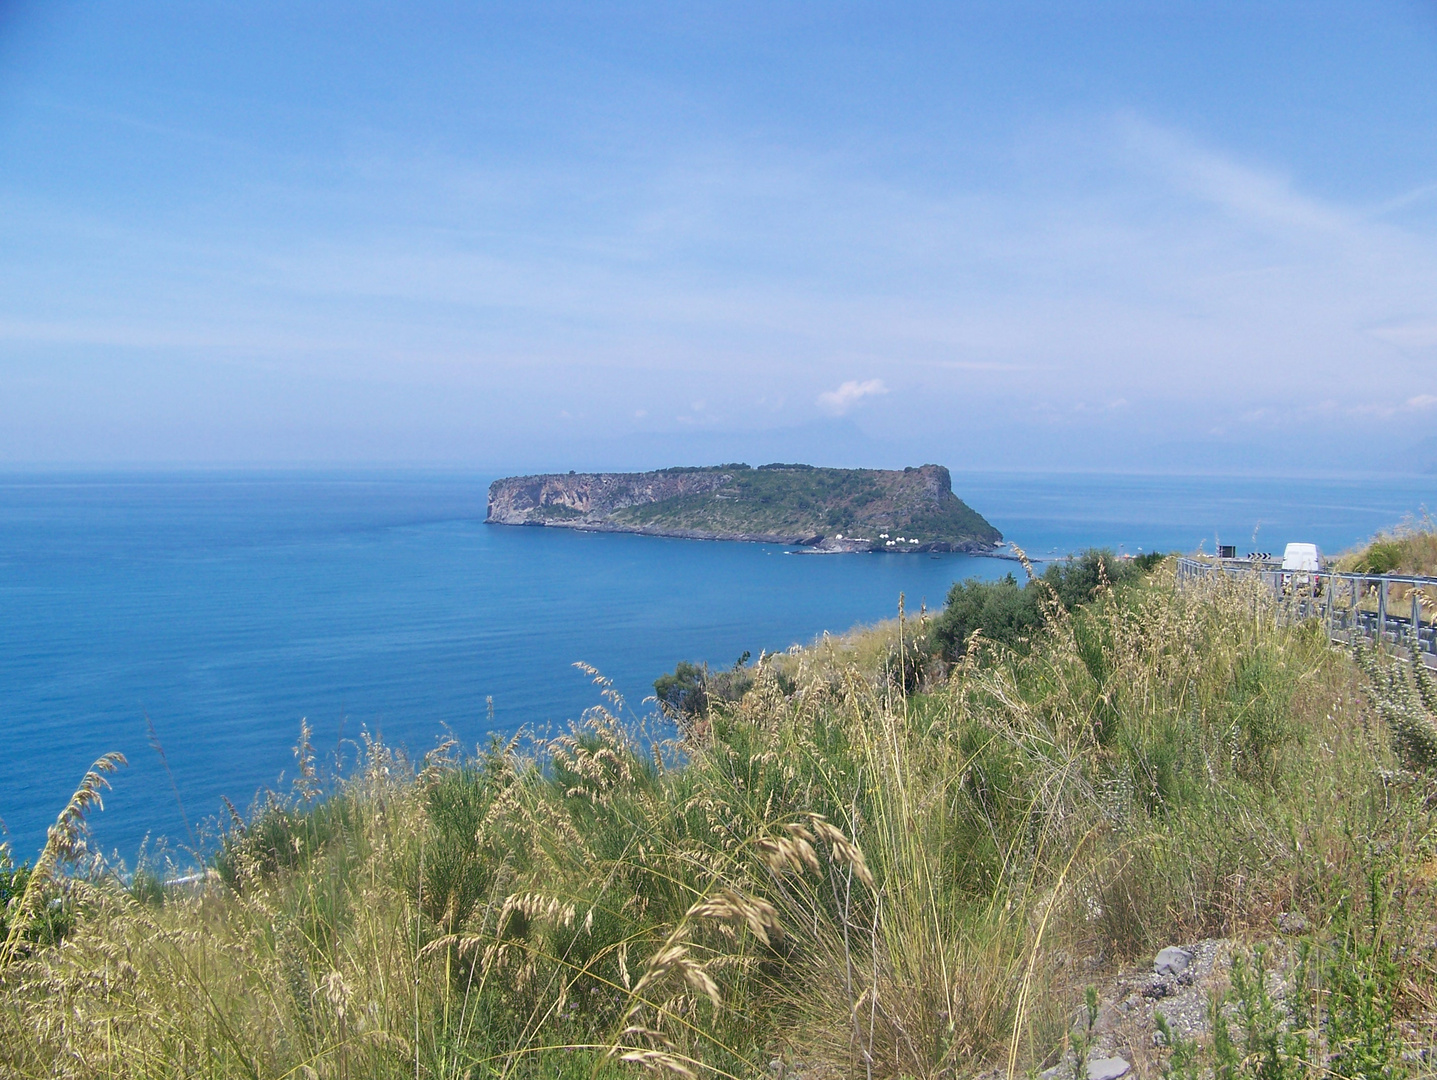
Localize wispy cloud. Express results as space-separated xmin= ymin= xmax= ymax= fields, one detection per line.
xmin=6 ymin=94 xmax=1437 ymax=465
xmin=817 ymin=378 xmax=888 ymax=416
xmin=1370 ymin=323 xmax=1437 ymax=350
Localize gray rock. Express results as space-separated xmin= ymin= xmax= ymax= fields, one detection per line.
xmin=1086 ymin=1058 xmax=1130 ymax=1080
xmin=1040 ymin=1055 xmax=1131 ymax=1080
xmin=1276 ymin=911 xmax=1308 ymax=935
xmin=1154 ymin=946 xmax=1192 ymax=976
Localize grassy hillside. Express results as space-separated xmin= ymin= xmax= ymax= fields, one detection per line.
xmin=3 ymin=564 xmax=1436 ymax=1079
xmin=611 ymin=464 xmax=1000 ymax=547
xmin=1335 ymin=512 xmax=1437 ymax=576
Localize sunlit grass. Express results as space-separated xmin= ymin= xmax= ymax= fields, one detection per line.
xmin=3 ymin=563 xmax=1434 ymax=1079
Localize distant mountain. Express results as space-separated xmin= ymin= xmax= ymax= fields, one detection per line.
xmin=1415 ymin=436 xmax=1437 ymax=474
xmin=486 ymin=463 xmax=1002 ymax=553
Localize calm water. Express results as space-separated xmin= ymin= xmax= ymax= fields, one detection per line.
xmin=0 ymin=469 xmax=1431 ymax=862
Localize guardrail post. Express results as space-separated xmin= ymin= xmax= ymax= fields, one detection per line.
xmin=1378 ymin=579 xmax=1388 ymax=645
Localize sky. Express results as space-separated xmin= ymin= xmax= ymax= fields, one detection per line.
xmin=2 ymin=2 xmax=1437 ymax=474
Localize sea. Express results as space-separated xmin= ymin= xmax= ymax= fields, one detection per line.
xmin=1 ymin=469 xmax=1432 ymax=865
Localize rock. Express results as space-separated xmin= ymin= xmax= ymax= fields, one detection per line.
xmin=1154 ymin=946 xmax=1192 ymax=976
xmin=1086 ymin=1057 xmax=1130 ymax=1080
xmin=1140 ymin=977 xmax=1175 ymax=1000
xmin=1276 ymin=911 xmax=1308 ymax=935
xmin=1040 ymin=1054 xmax=1131 ymax=1080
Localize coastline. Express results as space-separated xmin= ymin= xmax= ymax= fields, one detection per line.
xmin=486 ymin=516 xmax=1003 ymax=555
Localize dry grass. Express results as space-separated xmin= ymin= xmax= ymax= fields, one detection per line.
xmin=1335 ymin=512 xmax=1437 ymax=577
xmin=2 ymin=567 xmax=1435 ymax=1079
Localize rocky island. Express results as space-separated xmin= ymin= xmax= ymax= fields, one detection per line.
xmin=485 ymin=463 xmax=1002 ymax=552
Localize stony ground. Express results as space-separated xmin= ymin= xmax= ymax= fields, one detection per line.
xmin=1044 ymin=938 xmax=1239 ymax=1080
xmin=972 ymin=933 xmax=1301 ymax=1080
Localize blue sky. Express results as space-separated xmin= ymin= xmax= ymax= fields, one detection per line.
xmin=3 ymin=2 xmax=1437 ymax=472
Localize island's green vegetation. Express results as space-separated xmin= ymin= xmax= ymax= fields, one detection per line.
xmin=610 ymin=464 xmax=999 ymax=548
xmin=4 ymin=553 xmax=1437 ymax=1079
xmin=487 ymin=463 xmax=1002 ymax=551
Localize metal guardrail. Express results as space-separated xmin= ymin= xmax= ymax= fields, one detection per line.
xmin=1176 ymin=557 xmax=1437 ymax=667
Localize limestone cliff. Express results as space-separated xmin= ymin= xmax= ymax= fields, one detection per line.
xmin=486 ymin=464 xmax=1001 ymax=553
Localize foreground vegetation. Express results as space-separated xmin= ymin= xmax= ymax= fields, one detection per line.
xmin=3 ymin=558 xmax=1437 ymax=1079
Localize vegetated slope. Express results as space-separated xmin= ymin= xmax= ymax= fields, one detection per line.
xmin=1334 ymin=512 xmax=1437 ymax=576
xmin=486 ymin=462 xmax=1001 ymax=551
xmin=4 ymin=561 xmax=1435 ymax=1080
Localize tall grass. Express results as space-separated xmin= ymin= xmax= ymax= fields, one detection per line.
xmin=1335 ymin=512 xmax=1437 ymax=577
xmin=3 ymin=566 xmax=1434 ymax=1079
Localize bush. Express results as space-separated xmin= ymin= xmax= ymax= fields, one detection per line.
xmin=0 ymin=854 xmax=30 ymax=943
xmin=929 ymin=573 xmax=1040 ymax=656
xmin=930 ymin=549 xmax=1149 ymax=658
xmin=653 ymin=660 xmax=709 ymax=719
xmin=1133 ymin=550 xmax=1168 ymax=572
xmin=1040 ymin=548 xmax=1143 ymax=609
xmin=1336 ymin=514 xmax=1437 ymax=576
xmin=653 ymin=653 xmax=754 ymax=720
xmin=1356 ymin=540 xmax=1406 ymax=574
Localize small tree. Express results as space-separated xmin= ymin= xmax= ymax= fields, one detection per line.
xmin=653 ymin=661 xmax=709 ymax=720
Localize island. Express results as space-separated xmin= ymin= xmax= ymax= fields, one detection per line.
xmin=485 ymin=463 xmax=1002 ymax=552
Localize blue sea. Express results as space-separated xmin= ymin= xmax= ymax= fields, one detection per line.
xmin=1 ymin=469 xmax=1431 ymax=864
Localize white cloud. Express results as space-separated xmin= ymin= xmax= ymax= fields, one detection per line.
xmin=1368 ymin=323 xmax=1437 ymax=350
xmin=1406 ymin=394 xmax=1437 ymax=410
xmin=817 ymin=378 xmax=888 ymax=416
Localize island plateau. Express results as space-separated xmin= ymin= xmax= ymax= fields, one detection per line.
xmin=485 ymin=463 xmax=1002 ymax=552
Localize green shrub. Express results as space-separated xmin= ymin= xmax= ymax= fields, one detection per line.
xmin=1133 ymin=550 xmax=1169 ymax=572
xmin=0 ymin=854 xmax=29 ymax=943
xmin=930 ymin=549 xmax=1149 ymax=658
xmin=1039 ymin=548 xmax=1143 ymax=610
xmin=1355 ymin=637 xmax=1437 ymax=771
xmin=653 ymin=659 xmax=709 ymax=718
xmin=653 ymin=654 xmax=755 ymax=720
xmin=930 ymin=572 xmax=1040 ymax=656
xmin=1336 ymin=515 xmax=1437 ymax=576
xmin=1356 ymin=540 xmax=1405 ymax=574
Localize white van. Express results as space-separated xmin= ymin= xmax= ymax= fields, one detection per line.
xmin=1281 ymin=542 xmax=1323 ymax=592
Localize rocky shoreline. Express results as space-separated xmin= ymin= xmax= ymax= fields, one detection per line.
xmin=500 ymin=516 xmax=999 ymax=554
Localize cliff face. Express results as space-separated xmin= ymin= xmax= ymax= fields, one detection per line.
xmin=485 ymin=468 xmax=735 ymax=525
xmin=486 ymin=464 xmax=1002 ymax=552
